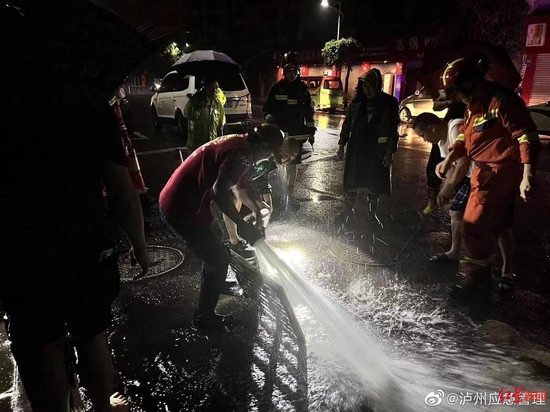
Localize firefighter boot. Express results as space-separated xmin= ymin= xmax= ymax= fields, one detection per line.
xmin=423 ymin=188 xmax=439 ymax=216
xmin=449 ymin=265 xmax=492 ymax=301
xmin=366 ymin=194 xmax=381 ymax=226
xmin=334 ymin=191 xmax=356 ymax=227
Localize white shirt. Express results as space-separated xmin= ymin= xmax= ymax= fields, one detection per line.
xmin=438 ymin=118 xmax=475 ymax=178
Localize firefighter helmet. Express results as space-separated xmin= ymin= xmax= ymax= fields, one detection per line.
xmin=440 ymin=53 xmax=488 ymax=90
xmin=281 ymin=51 xmax=300 ymax=70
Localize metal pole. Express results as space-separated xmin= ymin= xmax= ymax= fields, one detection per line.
xmin=336 ymin=2 xmax=341 ymax=40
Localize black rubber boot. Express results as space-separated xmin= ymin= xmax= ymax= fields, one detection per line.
xmin=334 ymin=191 xmax=356 ymax=226
xmin=449 ymin=266 xmax=492 ymax=301
xmin=192 ymin=310 xmax=234 ymax=329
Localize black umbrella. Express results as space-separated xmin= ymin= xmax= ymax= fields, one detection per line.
xmin=17 ymin=0 xmax=154 ymax=107
xmin=417 ymin=41 xmax=522 ymax=100
xmin=172 ymin=50 xmax=240 ymax=76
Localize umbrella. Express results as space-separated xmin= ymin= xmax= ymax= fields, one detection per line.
xmin=417 ymin=41 xmax=522 ymax=100
xmin=172 ymin=50 xmax=240 ymax=76
xmin=17 ymin=0 xmax=154 ymax=107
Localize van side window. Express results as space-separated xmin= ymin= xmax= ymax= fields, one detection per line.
xmin=159 ymin=74 xmax=177 ymax=93
xmin=177 ymin=77 xmax=190 ymax=92
xmin=324 ymin=80 xmax=342 ymax=90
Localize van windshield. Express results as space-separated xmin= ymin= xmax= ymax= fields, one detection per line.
xmin=324 ymin=80 xmax=342 ymax=90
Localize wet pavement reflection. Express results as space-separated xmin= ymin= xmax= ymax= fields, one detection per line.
xmin=1 ymin=108 xmax=549 ymax=411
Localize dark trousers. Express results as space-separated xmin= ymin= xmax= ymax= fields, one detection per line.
xmin=161 ymin=211 xmax=229 ymax=319
xmin=427 ymin=143 xmax=443 ymax=190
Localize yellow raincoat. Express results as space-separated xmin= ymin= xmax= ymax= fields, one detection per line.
xmin=184 ymin=88 xmax=226 ymax=152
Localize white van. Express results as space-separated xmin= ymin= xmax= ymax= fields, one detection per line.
xmin=150 ymin=70 xmax=252 ymax=140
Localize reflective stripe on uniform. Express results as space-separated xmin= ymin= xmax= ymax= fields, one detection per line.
xmin=306 ymin=122 xmax=315 ymax=128
xmin=287 ymin=99 xmax=298 ymax=105
xmin=378 ymin=137 xmax=388 ymax=143
xmin=287 ymin=134 xmax=309 ymax=141
xmin=109 ymin=96 xmax=117 ymax=106
xmin=456 ymin=133 xmax=465 ymax=142
xmin=460 ymin=257 xmax=492 ymax=267
xmin=473 ymin=109 xmax=499 ymax=127
xmin=275 ymin=94 xmax=288 ymax=100
xmin=517 ymin=132 xmax=540 ymax=143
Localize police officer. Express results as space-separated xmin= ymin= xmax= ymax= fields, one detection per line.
xmin=263 ymin=51 xmax=316 ymax=212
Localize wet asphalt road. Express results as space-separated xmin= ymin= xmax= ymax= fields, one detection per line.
xmin=1 ymin=93 xmax=549 ymax=411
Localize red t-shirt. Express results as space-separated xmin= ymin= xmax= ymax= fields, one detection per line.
xmin=159 ymin=135 xmax=253 ymax=225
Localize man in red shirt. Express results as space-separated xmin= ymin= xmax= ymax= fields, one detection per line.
xmin=436 ymin=54 xmax=541 ymax=299
xmin=159 ymin=124 xmax=299 ymax=328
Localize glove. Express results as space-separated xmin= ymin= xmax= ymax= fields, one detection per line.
xmin=265 ymin=114 xmax=277 ymax=124
xmin=237 ymin=221 xmax=265 ymax=246
xmin=308 ymin=134 xmax=315 ymax=146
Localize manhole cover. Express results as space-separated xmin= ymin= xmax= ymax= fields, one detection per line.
xmin=117 ymin=245 xmax=184 ymax=281
xmin=329 ymin=240 xmax=393 ymax=266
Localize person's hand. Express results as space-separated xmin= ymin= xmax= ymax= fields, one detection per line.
xmin=131 ymin=245 xmax=150 ymax=279
xmin=253 ymin=210 xmax=264 ymax=230
xmin=382 ymin=152 xmax=393 ymax=167
xmin=255 ymin=199 xmax=271 ymax=212
xmin=237 ymin=221 xmax=265 ymax=246
xmin=437 ymin=184 xmax=454 ymax=207
xmin=337 ymin=145 xmax=345 ymax=160
xmin=435 ymin=160 xmax=448 ymax=179
xmin=519 ymin=176 xmax=534 ymax=202
xmin=265 ymin=114 xmax=277 ymax=124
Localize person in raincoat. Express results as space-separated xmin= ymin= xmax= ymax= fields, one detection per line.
xmin=335 ymin=68 xmax=399 ymax=225
xmin=184 ymin=76 xmax=226 ymax=153
xmin=262 ymin=51 xmax=316 ymax=212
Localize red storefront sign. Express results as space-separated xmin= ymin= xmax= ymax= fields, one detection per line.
xmin=520 ymin=16 xmax=550 ymax=106
xmin=359 ymin=35 xmax=440 ymax=62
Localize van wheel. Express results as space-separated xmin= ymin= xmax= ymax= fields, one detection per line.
xmin=151 ymin=107 xmax=162 ymax=130
xmin=176 ymin=111 xmax=188 ymax=141
xmin=399 ymin=107 xmax=411 ymax=123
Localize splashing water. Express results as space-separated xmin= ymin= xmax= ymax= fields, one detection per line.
xmin=255 ymin=239 xmax=410 ymax=412
xmin=255 ymin=239 xmax=549 ymax=412
xmin=277 ymin=164 xmax=290 ymax=210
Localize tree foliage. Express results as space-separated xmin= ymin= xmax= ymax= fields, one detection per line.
xmin=164 ymin=42 xmax=183 ymax=63
xmin=437 ymin=0 xmax=530 ymax=57
xmin=322 ymin=37 xmax=363 ymax=105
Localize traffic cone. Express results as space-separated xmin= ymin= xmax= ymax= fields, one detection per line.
xmin=126 ymin=147 xmax=147 ymax=194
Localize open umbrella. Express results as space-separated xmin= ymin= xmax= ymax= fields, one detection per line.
xmin=17 ymin=0 xmax=154 ymax=107
xmin=172 ymin=50 xmax=240 ymax=77
xmin=417 ymin=41 xmax=522 ymax=100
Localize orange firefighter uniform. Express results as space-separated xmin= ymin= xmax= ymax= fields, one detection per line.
xmin=451 ymin=86 xmax=541 ymax=283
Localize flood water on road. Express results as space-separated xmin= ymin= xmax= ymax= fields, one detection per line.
xmin=260 ymin=221 xmax=549 ymax=412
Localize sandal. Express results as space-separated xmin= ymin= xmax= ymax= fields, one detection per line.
xmin=430 ymin=254 xmax=459 ymax=264
xmin=498 ymin=275 xmax=516 ymax=291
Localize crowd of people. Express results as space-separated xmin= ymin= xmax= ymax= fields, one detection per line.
xmin=1 ymin=0 xmax=542 ymax=408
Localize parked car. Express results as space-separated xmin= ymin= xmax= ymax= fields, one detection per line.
xmin=301 ymin=75 xmax=344 ymax=112
xmin=528 ymin=101 xmax=550 ymax=138
xmin=150 ymin=70 xmax=252 ymax=140
xmin=398 ymin=87 xmax=447 ymax=123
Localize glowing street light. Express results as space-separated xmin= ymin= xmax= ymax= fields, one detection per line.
xmin=321 ymin=0 xmax=343 ymax=40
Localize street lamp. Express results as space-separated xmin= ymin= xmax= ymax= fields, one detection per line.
xmin=321 ymin=0 xmax=343 ymax=40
